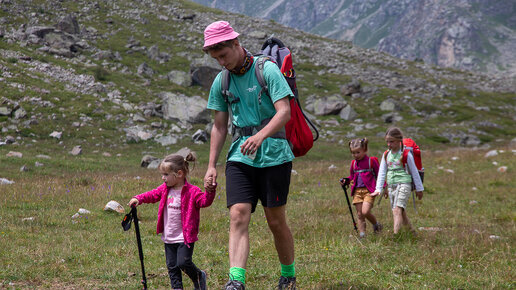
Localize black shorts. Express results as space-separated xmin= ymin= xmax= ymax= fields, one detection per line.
xmin=225 ymin=161 xmax=292 ymax=213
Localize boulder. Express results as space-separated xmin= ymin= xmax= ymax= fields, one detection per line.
xmin=339 ymin=105 xmax=358 ymax=121
xmin=160 ymin=92 xmax=210 ymax=124
xmin=56 ymin=14 xmax=81 ymax=35
xmin=167 ymin=70 xmax=192 ymax=87
xmin=305 ymin=95 xmax=347 ymax=116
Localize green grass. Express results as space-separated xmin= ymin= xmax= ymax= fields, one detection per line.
xmin=1 ymin=141 xmax=514 ymax=289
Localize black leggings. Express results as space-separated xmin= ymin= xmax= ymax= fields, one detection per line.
xmin=164 ymin=242 xmax=201 ymax=289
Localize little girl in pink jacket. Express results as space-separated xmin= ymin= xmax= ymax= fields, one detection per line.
xmin=128 ymin=151 xmax=216 ymax=290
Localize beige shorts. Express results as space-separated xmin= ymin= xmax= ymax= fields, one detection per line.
xmin=352 ymin=187 xmax=375 ymax=205
xmin=388 ymin=183 xmax=411 ymax=209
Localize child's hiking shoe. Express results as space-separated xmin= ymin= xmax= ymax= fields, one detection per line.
xmin=373 ymin=223 xmax=383 ymax=233
xmin=225 ymin=279 xmax=245 ymax=290
xmin=195 ymin=270 xmax=207 ymax=290
xmin=277 ymin=276 xmax=296 ymax=290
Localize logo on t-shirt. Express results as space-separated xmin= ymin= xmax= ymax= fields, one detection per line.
xmin=247 ymin=85 xmax=257 ymax=93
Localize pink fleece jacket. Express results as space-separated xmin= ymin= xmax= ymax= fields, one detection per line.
xmin=134 ymin=180 xmax=216 ymax=245
xmin=346 ymin=155 xmax=379 ymax=195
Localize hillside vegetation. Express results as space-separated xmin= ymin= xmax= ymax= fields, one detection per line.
xmin=0 ymin=0 xmax=515 ymax=288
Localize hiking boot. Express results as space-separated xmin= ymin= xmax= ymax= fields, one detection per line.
xmin=277 ymin=276 xmax=296 ymax=290
xmin=195 ymin=270 xmax=207 ymax=290
xmin=374 ymin=223 xmax=383 ymax=233
xmin=225 ymin=279 xmax=245 ymax=290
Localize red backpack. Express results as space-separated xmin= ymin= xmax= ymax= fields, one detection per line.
xmin=384 ymin=138 xmax=424 ymax=184
xmin=221 ymin=37 xmax=319 ymax=157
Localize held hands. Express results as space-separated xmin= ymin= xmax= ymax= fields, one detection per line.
xmin=128 ymin=198 xmax=139 ymax=208
xmin=204 ymin=168 xmax=217 ymax=192
xmin=416 ymin=191 xmax=423 ymax=200
xmin=204 ymin=176 xmax=217 ymax=193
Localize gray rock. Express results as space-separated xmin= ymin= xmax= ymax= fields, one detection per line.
xmin=460 ymin=135 xmax=481 ymax=146
xmin=141 ymin=155 xmax=159 ymax=167
xmin=154 ymin=135 xmax=178 ymax=146
xmin=56 ymin=14 xmax=81 ymax=35
xmin=0 ymin=107 xmax=12 ymax=116
xmin=50 ymin=131 xmax=63 ymax=139
xmin=69 ymin=145 xmax=82 ymax=156
xmin=147 ymin=159 xmax=161 ymax=169
xmin=167 ymin=70 xmax=192 ymax=87
xmin=339 ymin=105 xmax=358 ymax=121
xmin=380 ymin=99 xmax=400 ymax=111
xmin=161 ymin=92 xmax=210 ymax=124
xmin=192 ymin=129 xmax=208 ymax=144
xmin=5 ymin=136 xmax=15 ymax=144
xmin=174 ymin=147 xmax=192 ymax=158
xmin=137 ymin=62 xmax=154 ymax=76
xmin=306 ymin=95 xmax=347 ymax=116
xmin=382 ymin=113 xmax=403 ymax=123
xmin=20 ymin=165 xmax=29 ymax=172
xmin=340 ymin=79 xmax=361 ymax=96
xmin=190 ymin=55 xmax=222 ymax=90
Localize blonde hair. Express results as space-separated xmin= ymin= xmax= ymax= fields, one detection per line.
xmin=349 ymin=138 xmax=368 ymax=152
xmin=158 ymin=151 xmax=197 ymax=176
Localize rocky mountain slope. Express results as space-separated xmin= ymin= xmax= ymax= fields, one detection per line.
xmin=0 ymin=0 xmax=515 ymax=153
xmin=192 ymin=0 xmax=516 ymax=76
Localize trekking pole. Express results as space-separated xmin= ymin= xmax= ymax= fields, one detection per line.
xmin=412 ymin=191 xmax=418 ymax=214
xmin=339 ymin=178 xmax=358 ymax=233
xmin=132 ymin=206 xmax=148 ymax=290
xmin=122 ymin=206 xmax=147 ymax=289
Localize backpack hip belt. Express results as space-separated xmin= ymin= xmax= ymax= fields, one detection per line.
xmin=231 ymin=117 xmax=286 ymax=143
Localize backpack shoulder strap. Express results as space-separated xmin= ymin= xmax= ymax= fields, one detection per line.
xmin=383 ymin=150 xmax=389 ymax=162
xmin=254 ymin=56 xmax=270 ymax=104
xmin=402 ymin=149 xmax=410 ymax=168
xmin=220 ymin=69 xmax=231 ymax=104
xmin=351 ymin=160 xmax=356 ymax=173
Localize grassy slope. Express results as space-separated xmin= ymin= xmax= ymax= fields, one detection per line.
xmin=1 ymin=141 xmax=515 ymax=289
xmin=0 ymin=0 xmax=515 ymax=288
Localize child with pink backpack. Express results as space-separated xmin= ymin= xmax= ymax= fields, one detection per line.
xmin=340 ymin=138 xmax=383 ymax=238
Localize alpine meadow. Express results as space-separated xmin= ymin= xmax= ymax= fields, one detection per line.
xmin=0 ymin=0 xmax=515 ymax=289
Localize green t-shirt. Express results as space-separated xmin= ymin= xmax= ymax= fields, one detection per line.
xmin=386 ymin=150 xmax=412 ymax=185
xmin=207 ymin=58 xmax=294 ymax=168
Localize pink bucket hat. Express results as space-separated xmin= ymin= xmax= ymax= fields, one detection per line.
xmin=203 ymin=21 xmax=240 ymax=48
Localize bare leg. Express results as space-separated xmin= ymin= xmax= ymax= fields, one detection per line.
xmin=263 ymin=205 xmax=294 ymax=265
xmin=355 ymin=203 xmax=366 ymax=234
xmin=361 ymin=201 xmax=377 ymax=226
xmin=392 ymin=207 xmax=404 ymax=234
xmin=229 ymin=203 xmax=252 ymax=268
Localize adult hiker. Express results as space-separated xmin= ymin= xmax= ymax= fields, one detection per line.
xmin=202 ymin=20 xmax=296 ymax=290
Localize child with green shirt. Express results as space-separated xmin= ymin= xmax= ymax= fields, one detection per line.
xmin=372 ymin=127 xmax=424 ymax=234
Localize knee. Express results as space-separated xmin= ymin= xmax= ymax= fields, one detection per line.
xmin=230 ymin=206 xmax=251 ymax=229
xmin=176 ymin=257 xmax=193 ymax=270
xmin=267 ymin=218 xmax=286 ymax=232
xmin=356 ymin=211 xmax=365 ymax=220
xmin=393 ymin=207 xmax=403 ymax=216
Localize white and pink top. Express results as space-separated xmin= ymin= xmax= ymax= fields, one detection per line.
xmin=161 ymin=188 xmax=184 ymax=244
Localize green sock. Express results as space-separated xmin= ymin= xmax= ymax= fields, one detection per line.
xmin=229 ymin=267 xmax=246 ymax=284
xmin=281 ymin=261 xmax=295 ymax=278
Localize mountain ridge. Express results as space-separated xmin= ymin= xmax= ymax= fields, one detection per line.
xmin=192 ymin=0 xmax=516 ymax=76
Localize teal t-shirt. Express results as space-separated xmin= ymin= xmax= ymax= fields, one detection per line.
xmin=207 ymin=58 xmax=294 ymax=168
xmin=386 ymin=150 xmax=412 ymax=184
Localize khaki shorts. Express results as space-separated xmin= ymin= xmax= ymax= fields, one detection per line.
xmin=352 ymin=187 xmax=375 ymax=205
xmin=388 ymin=183 xmax=412 ymax=209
